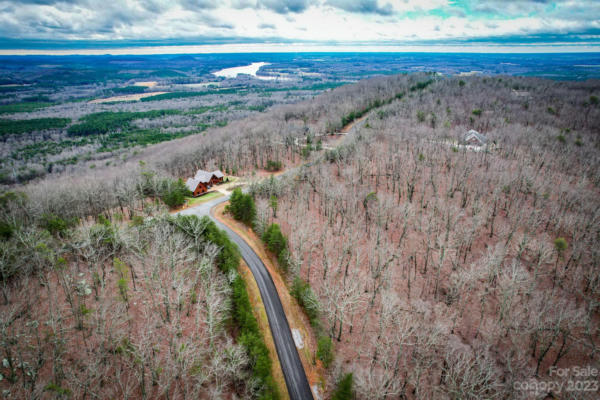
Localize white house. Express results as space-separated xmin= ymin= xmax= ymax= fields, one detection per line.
xmin=463 ymin=130 xmax=488 ymax=147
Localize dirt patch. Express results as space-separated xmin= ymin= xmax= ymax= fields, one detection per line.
xmin=214 ymin=177 xmax=245 ymax=194
xmin=212 ymin=202 xmax=324 ymax=391
xmin=133 ymin=81 xmax=158 ymax=87
xmin=88 ymin=91 xmax=168 ymax=104
xmin=254 ymin=169 xmax=288 ymax=179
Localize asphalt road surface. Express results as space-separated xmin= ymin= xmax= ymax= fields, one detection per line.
xmin=177 ymin=196 xmax=314 ymax=400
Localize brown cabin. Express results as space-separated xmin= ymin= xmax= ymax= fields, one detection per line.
xmin=186 ymin=169 xmax=225 ymax=197
xmin=210 ymin=170 xmax=224 ymax=185
xmin=186 ymin=178 xmax=208 ymax=197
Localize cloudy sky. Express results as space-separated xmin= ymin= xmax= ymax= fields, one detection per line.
xmin=0 ymin=0 xmax=598 ymax=52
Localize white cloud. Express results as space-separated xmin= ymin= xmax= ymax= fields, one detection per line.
xmin=0 ymin=0 xmax=597 ymax=48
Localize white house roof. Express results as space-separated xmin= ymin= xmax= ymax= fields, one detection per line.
xmin=212 ymin=170 xmax=224 ymax=178
xmin=464 ymin=129 xmax=488 ymax=144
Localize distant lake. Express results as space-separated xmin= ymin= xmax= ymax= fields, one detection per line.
xmin=213 ymin=62 xmax=292 ymax=81
xmin=213 ymin=62 xmax=270 ymax=78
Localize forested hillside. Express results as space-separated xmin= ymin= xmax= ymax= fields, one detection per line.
xmin=1 ymin=73 xmax=599 ymax=399
xmin=247 ymin=75 xmax=600 ymax=398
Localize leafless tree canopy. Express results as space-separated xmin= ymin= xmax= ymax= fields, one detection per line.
xmin=2 ymin=73 xmax=599 ymax=398
xmin=247 ymin=74 xmax=600 ymax=398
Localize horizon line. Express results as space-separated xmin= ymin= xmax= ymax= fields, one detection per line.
xmin=1 ymin=43 xmax=599 ymax=56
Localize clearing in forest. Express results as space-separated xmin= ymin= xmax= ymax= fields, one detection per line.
xmin=89 ymin=91 xmax=168 ymax=103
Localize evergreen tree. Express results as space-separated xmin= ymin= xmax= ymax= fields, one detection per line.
xmin=331 ymin=373 xmax=353 ymax=400
xmin=262 ymin=224 xmax=287 ymax=256
xmin=229 ymin=188 xmax=256 ymax=226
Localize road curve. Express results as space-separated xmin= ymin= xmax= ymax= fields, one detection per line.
xmin=177 ymin=196 xmax=314 ymax=400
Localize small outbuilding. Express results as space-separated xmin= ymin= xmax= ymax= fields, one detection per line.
xmin=463 ymin=130 xmax=488 ymax=147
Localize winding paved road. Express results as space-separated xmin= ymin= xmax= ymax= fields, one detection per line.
xmin=177 ymin=196 xmax=314 ymax=400
xmin=174 ymin=109 xmax=370 ymax=399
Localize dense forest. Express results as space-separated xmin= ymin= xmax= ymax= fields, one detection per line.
xmin=1 ymin=72 xmax=599 ymax=398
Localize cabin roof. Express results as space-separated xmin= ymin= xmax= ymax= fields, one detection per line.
xmin=185 ymin=178 xmax=202 ymax=192
xmin=194 ymin=169 xmax=224 ymax=182
xmin=194 ymin=170 xmax=214 ymax=183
